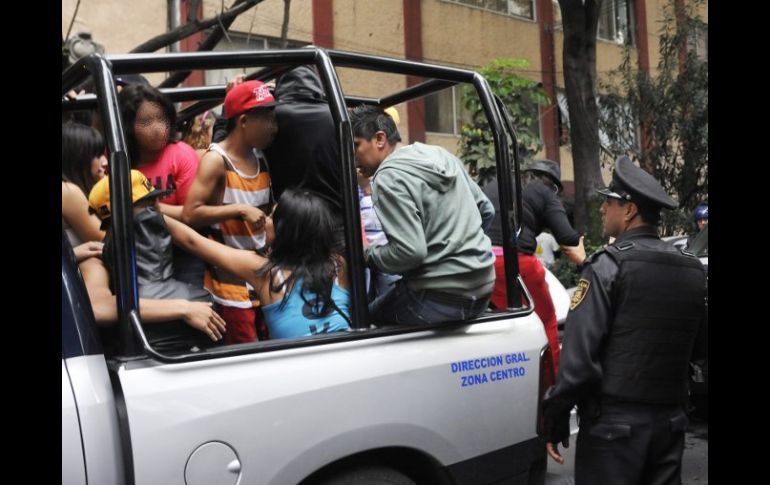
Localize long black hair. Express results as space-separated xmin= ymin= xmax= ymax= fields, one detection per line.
xmin=256 ymin=189 xmax=347 ymax=321
xmin=118 ymin=84 xmax=177 ymax=165
xmin=62 ymin=121 xmax=105 ymax=195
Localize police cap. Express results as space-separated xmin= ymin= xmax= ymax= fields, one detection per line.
xmin=597 ymin=156 xmax=677 ymax=210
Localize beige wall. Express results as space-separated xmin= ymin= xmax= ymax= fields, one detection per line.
xmin=332 ymin=0 xmax=405 ymax=57
xmin=426 ymin=132 xmax=461 ymax=154
xmin=423 ymin=0 xmax=542 ymax=81
xmin=62 ymin=0 xmax=168 ymax=84
xmin=331 ymin=1 xmax=411 ymax=141
xmin=203 ymin=0 xmax=313 ymax=43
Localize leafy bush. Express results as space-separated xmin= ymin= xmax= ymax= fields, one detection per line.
xmin=459 ymin=58 xmax=549 ymax=185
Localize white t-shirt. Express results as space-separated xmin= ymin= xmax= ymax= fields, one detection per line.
xmin=535 ymin=232 xmax=560 ymax=268
xmin=360 ymin=195 xmax=388 ymax=247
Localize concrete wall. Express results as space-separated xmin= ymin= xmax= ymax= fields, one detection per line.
xmin=422 ymin=0 xmax=542 ymax=81
xmin=331 ymin=1 xmax=411 ymax=141
xmin=202 ymin=0 xmax=313 ymax=43
xmin=62 ymin=0 xmax=168 ymax=84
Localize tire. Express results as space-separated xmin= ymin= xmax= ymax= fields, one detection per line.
xmin=317 ymin=466 xmax=416 ymax=485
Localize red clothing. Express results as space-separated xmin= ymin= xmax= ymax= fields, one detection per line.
xmin=490 ymin=247 xmax=560 ymax=374
xmin=137 ymin=141 xmax=199 ymax=206
xmin=216 ymin=306 xmax=270 ymax=344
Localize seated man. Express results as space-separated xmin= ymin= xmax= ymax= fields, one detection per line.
xmin=89 ymin=170 xmax=222 ymax=352
xmin=350 ymin=106 xmax=495 ymax=326
xmin=79 ymin=256 xmax=226 ymax=350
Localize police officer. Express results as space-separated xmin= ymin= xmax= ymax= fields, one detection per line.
xmin=693 ymin=202 xmax=708 ymax=232
xmin=686 ymin=202 xmax=708 ymax=252
xmin=541 ymin=156 xmax=707 ymax=485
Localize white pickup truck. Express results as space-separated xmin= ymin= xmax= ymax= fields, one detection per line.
xmin=62 ymin=48 xmax=553 ymax=485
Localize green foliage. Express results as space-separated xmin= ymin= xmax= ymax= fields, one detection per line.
xmin=598 ymin=0 xmax=707 ymax=235
xmin=660 ymin=207 xmax=697 ymax=237
xmin=459 ymin=58 xmax=550 ymax=185
xmin=551 ymin=257 xmax=580 ymax=289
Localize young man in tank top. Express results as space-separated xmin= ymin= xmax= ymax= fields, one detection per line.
xmin=181 ymin=80 xmax=278 ymax=343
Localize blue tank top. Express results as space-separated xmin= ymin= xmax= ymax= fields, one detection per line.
xmin=261 ymin=273 xmax=351 ymax=339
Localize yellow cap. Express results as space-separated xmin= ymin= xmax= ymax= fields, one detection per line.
xmin=88 ymin=170 xmax=170 ymax=220
xmin=384 ymin=107 xmax=400 ymax=125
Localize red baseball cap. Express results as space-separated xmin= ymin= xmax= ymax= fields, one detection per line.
xmin=223 ymin=80 xmax=277 ymax=119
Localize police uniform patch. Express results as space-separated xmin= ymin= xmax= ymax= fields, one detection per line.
xmin=570 ymin=278 xmax=590 ymax=310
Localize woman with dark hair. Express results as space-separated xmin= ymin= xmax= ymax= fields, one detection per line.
xmin=165 ymin=189 xmax=351 ymax=339
xmin=482 ymin=160 xmax=585 ymax=375
xmin=118 ymin=84 xmax=199 ymax=220
xmin=62 ymin=122 xmax=107 ymax=259
xmin=119 ymin=84 xmax=204 ymax=286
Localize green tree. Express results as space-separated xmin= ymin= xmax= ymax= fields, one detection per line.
xmin=557 ymin=0 xmax=606 ymax=243
xmin=459 ymin=58 xmax=549 ymax=185
xmin=599 ymin=0 xmax=708 ymax=235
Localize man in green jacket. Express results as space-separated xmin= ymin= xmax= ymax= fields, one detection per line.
xmin=350 ymin=105 xmax=495 ymax=326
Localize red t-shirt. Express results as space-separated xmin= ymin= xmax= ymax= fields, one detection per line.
xmin=137 ymin=141 xmax=199 ymax=206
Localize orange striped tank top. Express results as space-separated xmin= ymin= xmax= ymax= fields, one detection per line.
xmin=203 ymin=143 xmax=273 ymax=308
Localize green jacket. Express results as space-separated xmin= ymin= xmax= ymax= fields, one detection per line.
xmin=364 ymin=142 xmax=495 ymax=292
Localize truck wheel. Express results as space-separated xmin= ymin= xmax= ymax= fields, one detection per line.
xmin=318 ymin=466 xmax=416 ymax=485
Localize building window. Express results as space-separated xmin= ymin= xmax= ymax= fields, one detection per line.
xmin=205 ymin=34 xmax=306 ymax=86
xmin=597 ymin=93 xmax=639 ymax=153
xmin=426 ymin=85 xmax=541 ymax=143
xmin=425 ymin=86 xmax=470 ymax=136
xmin=688 ymin=26 xmax=708 ymax=62
xmin=444 ymin=0 xmax=535 ymax=20
xmin=598 ymin=0 xmax=634 ymax=45
xmin=552 ymin=0 xmax=635 ymax=46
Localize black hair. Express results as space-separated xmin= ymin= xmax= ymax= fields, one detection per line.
xmin=635 ymin=201 xmax=662 ymax=226
xmin=255 ymin=189 xmax=349 ymax=322
xmin=62 ymin=121 xmax=105 ymax=196
xmin=118 ymin=84 xmax=177 ymax=165
xmin=350 ymin=105 xmax=401 ymax=145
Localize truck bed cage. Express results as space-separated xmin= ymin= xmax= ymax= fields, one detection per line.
xmin=62 ymin=46 xmax=524 ymax=362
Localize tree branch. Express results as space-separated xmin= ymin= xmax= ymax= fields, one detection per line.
xmin=130 ymin=0 xmax=263 ymax=54
xmin=65 ymin=0 xmax=83 ymax=42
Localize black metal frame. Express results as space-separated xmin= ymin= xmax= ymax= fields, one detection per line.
xmin=61 ymin=47 xmax=525 ymax=363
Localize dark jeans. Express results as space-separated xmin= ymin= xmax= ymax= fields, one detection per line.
xmin=369 ymin=280 xmax=490 ymax=326
xmin=575 ymin=402 xmax=688 ymax=485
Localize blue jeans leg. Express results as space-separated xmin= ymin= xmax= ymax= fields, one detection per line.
xmin=369 ymin=282 xmax=488 ymax=326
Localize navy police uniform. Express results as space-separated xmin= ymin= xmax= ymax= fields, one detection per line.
xmin=541 ymin=157 xmax=707 ymax=485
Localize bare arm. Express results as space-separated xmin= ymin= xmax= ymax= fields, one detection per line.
xmin=79 ymin=257 xmax=225 ymax=341
xmin=62 ymin=182 xmax=105 ymax=242
xmin=164 ymin=215 xmax=268 ymax=288
xmin=181 ymin=150 xmax=265 ymax=229
xmin=157 ymin=202 xmax=184 ymax=221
